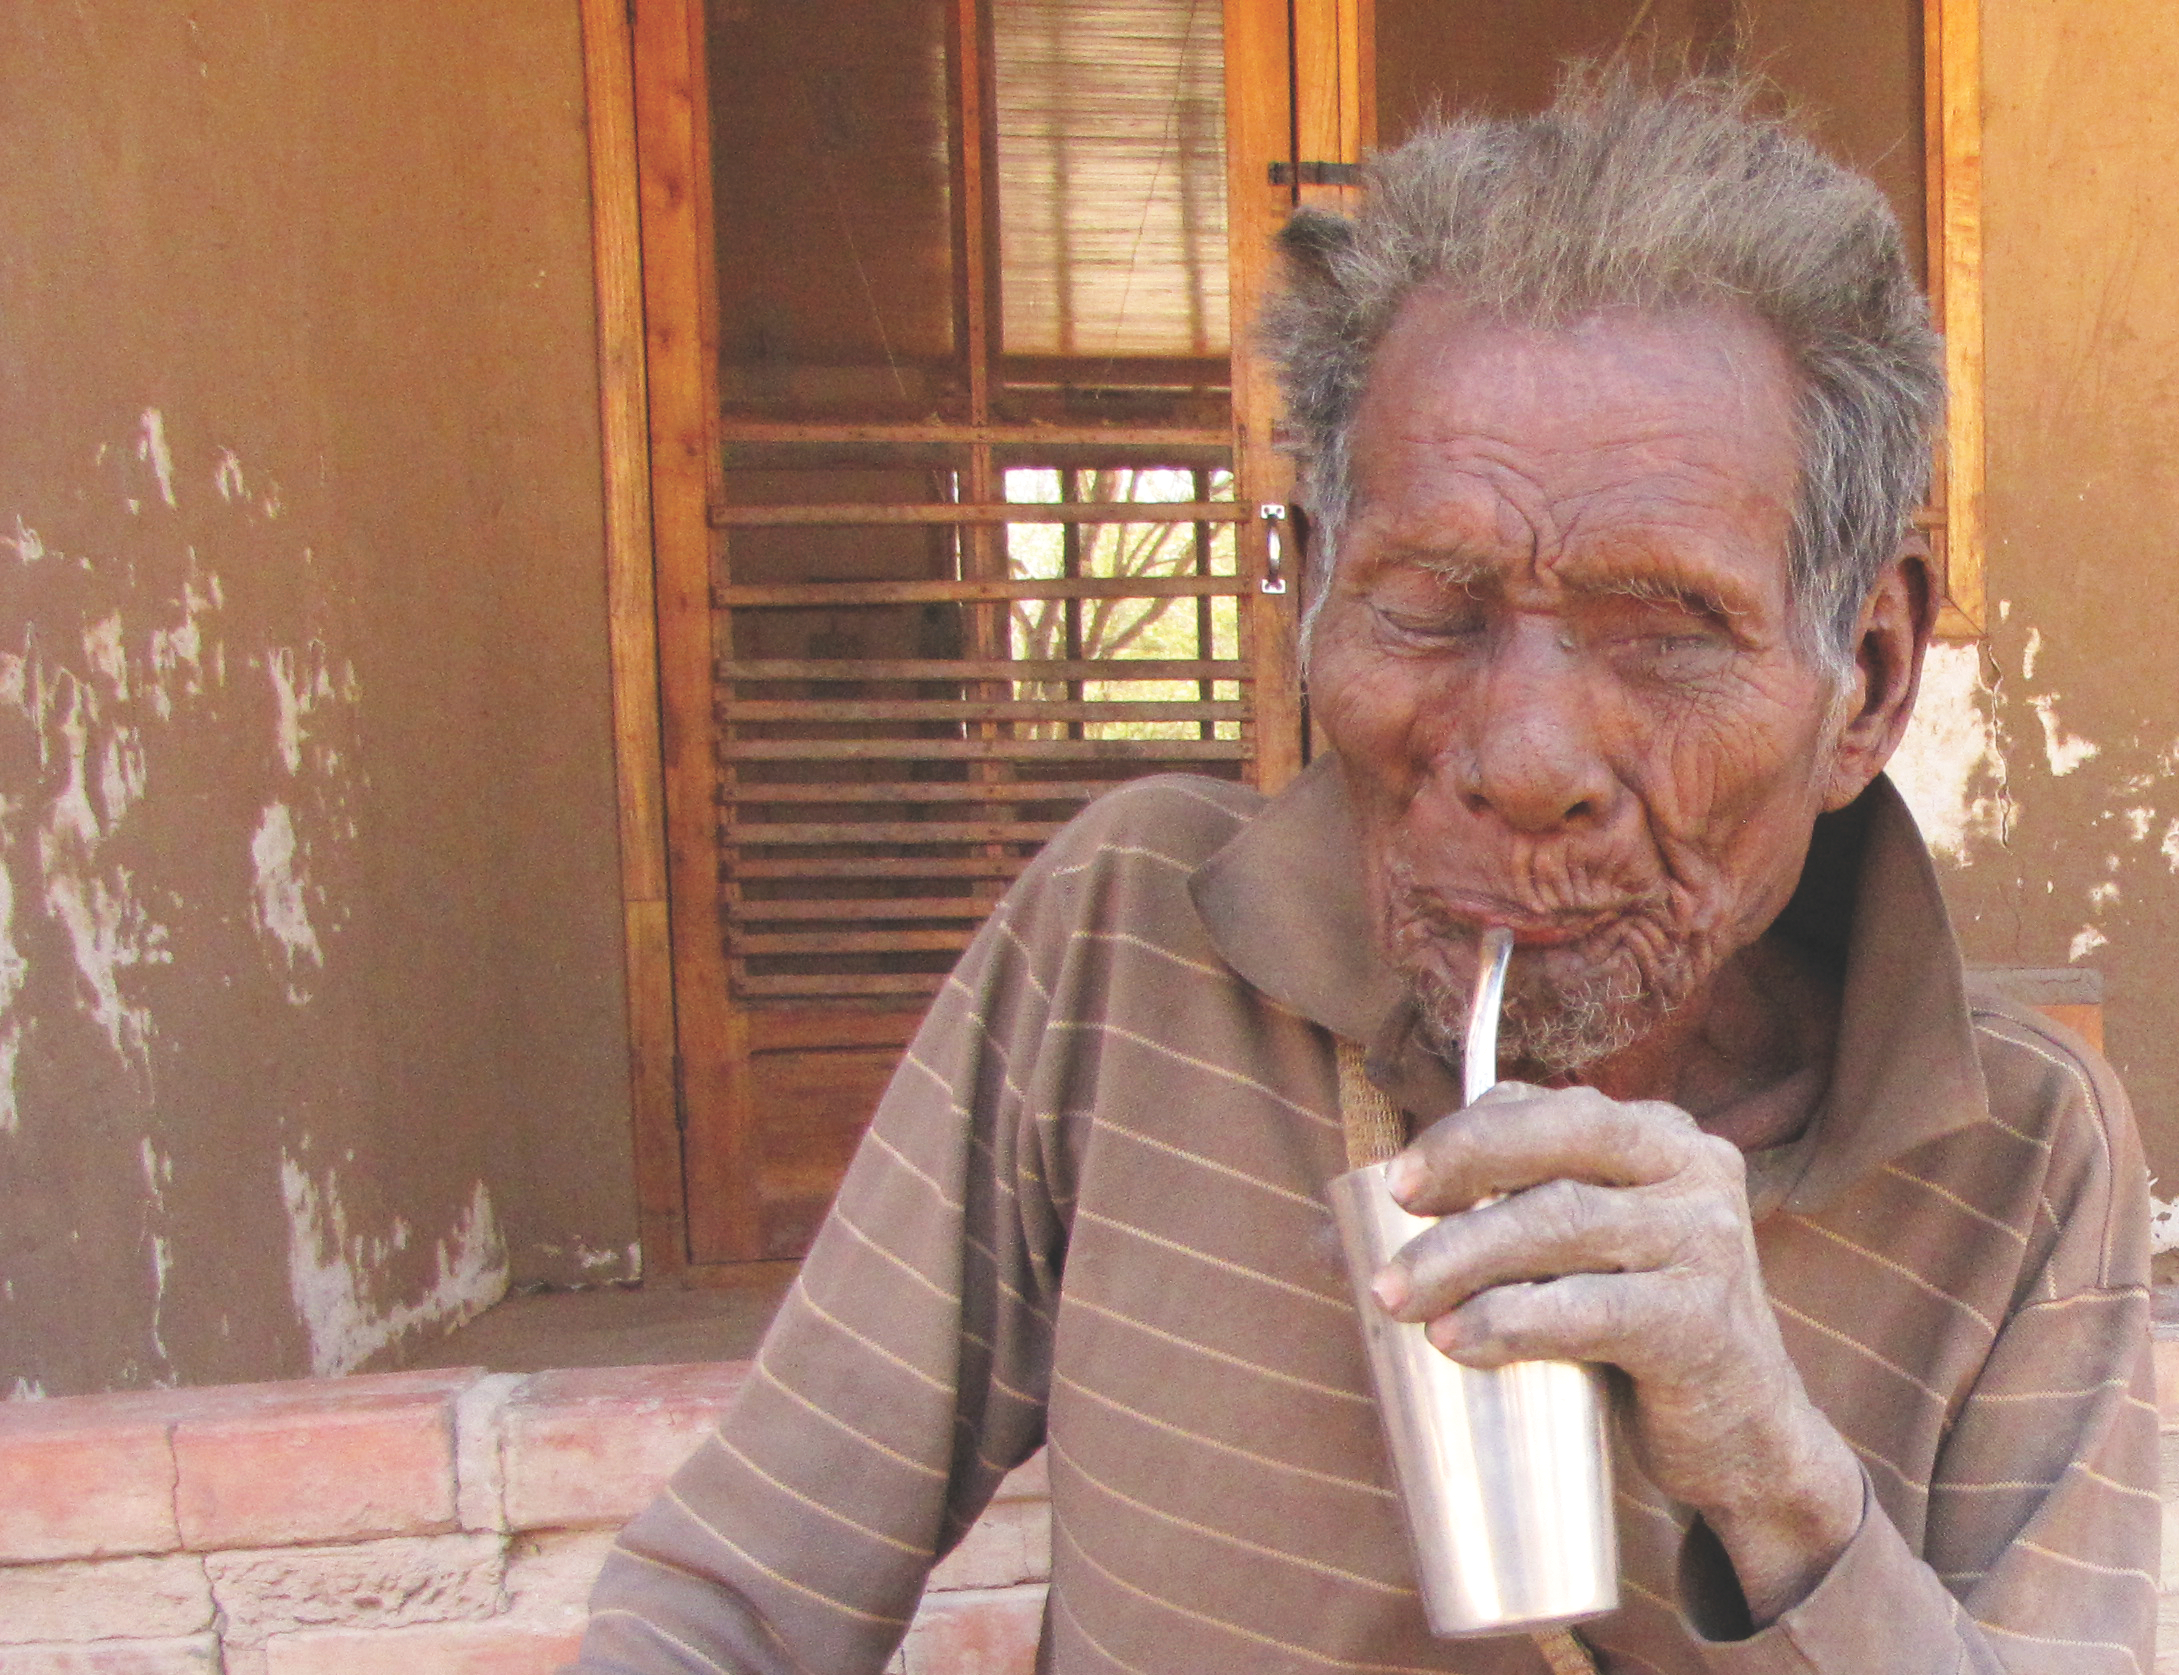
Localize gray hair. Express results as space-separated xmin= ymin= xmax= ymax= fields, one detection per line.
xmin=1264 ymin=71 xmax=1945 ymax=667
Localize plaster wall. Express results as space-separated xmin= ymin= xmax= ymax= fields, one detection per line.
xmin=1888 ymin=0 xmax=2179 ymax=1192
xmin=0 ymin=1 xmax=638 ymax=1395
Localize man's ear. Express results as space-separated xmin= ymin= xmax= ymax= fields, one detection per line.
xmin=1821 ymin=543 xmax=1935 ymax=812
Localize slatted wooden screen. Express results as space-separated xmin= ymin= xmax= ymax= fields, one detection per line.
xmin=712 ymin=481 xmax=1256 ymax=1006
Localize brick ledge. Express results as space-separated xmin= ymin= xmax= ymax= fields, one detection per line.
xmin=0 ymin=1363 xmax=1050 ymax=1675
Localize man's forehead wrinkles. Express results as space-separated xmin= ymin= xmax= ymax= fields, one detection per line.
xmin=1353 ymin=465 xmax=1768 ymax=577
xmin=1369 ymin=418 xmax=1769 ymax=508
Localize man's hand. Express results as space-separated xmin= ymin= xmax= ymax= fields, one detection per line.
xmin=1371 ymin=1082 xmax=1865 ymax=1629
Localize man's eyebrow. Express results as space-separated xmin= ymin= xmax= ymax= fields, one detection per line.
xmin=1409 ymin=551 xmax=1489 ymax=592
xmin=1381 ymin=545 xmax=1756 ymax=622
xmin=1351 ymin=542 xmax=1495 ymax=592
xmin=1551 ymin=553 xmax=1755 ymax=621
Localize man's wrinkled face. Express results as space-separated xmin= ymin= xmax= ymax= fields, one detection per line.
xmin=1309 ymin=297 xmax=1853 ymax=1074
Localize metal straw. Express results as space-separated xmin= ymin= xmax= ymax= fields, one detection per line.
xmin=1464 ymin=927 xmax=1515 ymax=1107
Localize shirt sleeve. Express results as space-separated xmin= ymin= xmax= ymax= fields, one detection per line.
xmin=566 ymin=874 xmax=1076 ymax=1675
xmin=1693 ymin=1032 xmax=2158 ymax=1675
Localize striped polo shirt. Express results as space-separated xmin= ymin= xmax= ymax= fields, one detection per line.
xmin=574 ymin=759 xmax=2155 ymax=1675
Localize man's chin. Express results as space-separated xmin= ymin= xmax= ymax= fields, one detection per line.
xmin=1405 ymin=952 xmax=1684 ymax=1078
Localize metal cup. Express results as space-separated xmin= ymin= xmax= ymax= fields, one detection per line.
xmin=1330 ymin=1161 xmax=1619 ymax=1637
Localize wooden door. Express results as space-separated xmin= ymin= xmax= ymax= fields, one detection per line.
xmin=611 ymin=0 xmax=1982 ymax=1274
xmin=629 ymin=0 xmax=1309 ymax=1269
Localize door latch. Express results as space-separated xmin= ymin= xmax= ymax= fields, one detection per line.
xmin=1260 ymin=503 xmax=1290 ymax=595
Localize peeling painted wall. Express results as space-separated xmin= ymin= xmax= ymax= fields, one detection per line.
xmin=1885 ymin=0 xmax=2179 ymax=1199
xmin=0 ymin=2 xmax=637 ymax=1393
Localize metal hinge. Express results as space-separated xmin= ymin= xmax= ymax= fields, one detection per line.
xmin=1270 ymin=160 xmax=1364 ymax=187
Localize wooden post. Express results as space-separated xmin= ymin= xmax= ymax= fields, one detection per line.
xmin=1929 ymin=0 xmax=1986 ymax=638
xmin=1225 ymin=0 xmax=1304 ymax=791
xmin=579 ymin=0 xmax=687 ymax=1276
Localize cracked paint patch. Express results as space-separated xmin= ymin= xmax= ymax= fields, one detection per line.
xmin=537 ymin=1238 xmax=642 ymax=1280
xmin=266 ymin=643 xmax=351 ymax=778
xmin=249 ymin=803 xmax=322 ymax=999
xmin=137 ymin=410 xmax=178 ymax=511
xmin=146 ymin=565 xmax=222 ymax=722
xmin=33 ymin=671 xmax=170 ymax=1079
xmin=245 ymin=628 xmax=360 ymax=1003
xmin=1887 ymin=643 xmax=2005 ymax=861
xmin=280 ymin=1157 xmax=507 ymax=1376
xmin=6 ymin=518 xmax=49 ymax=566
xmin=139 ymin=1138 xmax=176 ymax=1375
xmin=0 ymin=844 xmax=26 ymax=1133
xmin=214 ymin=449 xmax=247 ymax=505
xmin=2028 ymin=693 xmax=2099 ymax=776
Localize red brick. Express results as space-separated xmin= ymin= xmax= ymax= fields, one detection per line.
xmin=261 ymin=1621 xmax=585 ymax=1675
xmin=897 ymin=1586 xmax=1046 ymax=1675
xmin=0 ymin=1637 xmax=221 ymax=1675
xmin=204 ymin=1534 xmax=505 ymax=1639
xmin=502 ymin=1529 xmax=618 ymax=1617
xmin=0 ymin=1554 xmax=212 ymax=1643
xmin=0 ymin=1393 xmax=180 ymax=1563
xmin=172 ymin=1371 xmax=479 ymax=1551
xmin=500 ymin=1364 xmax=745 ymax=1531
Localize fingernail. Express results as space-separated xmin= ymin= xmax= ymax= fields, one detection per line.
xmin=1370 ymin=1268 xmax=1409 ymax=1314
xmin=1384 ymin=1156 xmax=1420 ymax=1201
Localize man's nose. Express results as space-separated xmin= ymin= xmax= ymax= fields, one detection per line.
xmin=1453 ymin=620 xmax=1616 ymax=833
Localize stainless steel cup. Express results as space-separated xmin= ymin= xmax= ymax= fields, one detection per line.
xmin=1331 ymin=926 xmax=1616 ymax=1637
xmin=1329 ymin=1165 xmax=1619 ymax=1635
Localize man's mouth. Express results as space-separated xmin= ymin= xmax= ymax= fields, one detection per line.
xmin=1423 ymin=891 xmax=1635 ymax=949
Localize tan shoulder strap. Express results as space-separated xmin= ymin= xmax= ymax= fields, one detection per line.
xmin=1332 ymin=1039 xmax=1605 ymax=1675
xmin=1336 ymin=1037 xmax=1406 ymax=1167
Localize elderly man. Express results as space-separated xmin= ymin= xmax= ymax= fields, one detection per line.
xmin=574 ymin=78 xmax=2154 ymax=1675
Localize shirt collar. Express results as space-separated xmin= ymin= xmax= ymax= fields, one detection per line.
xmin=1189 ymin=755 xmax=1989 ymax=1212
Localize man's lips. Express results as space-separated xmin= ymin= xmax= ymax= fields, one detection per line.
xmin=1422 ymin=892 xmax=1633 ymax=948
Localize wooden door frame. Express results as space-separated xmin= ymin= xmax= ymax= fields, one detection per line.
xmin=578 ymin=0 xmax=1990 ymax=1281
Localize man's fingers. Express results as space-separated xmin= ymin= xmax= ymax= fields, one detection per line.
xmin=1378 ymin=1176 xmax=1685 ymax=1321
xmin=1422 ymin=1269 xmax=1674 ymax=1369
xmin=1389 ymin=1083 xmax=1720 ymax=1214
